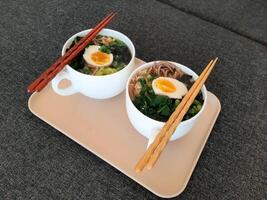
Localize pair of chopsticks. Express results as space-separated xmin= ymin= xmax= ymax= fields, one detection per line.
xmin=135 ymin=58 xmax=218 ymax=172
xmin=27 ymin=12 xmax=117 ymax=93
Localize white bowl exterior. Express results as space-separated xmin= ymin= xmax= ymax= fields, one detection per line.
xmin=126 ymin=61 xmax=207 ymax=141
xmin=59 ymin=29 xmax=136 ymax=99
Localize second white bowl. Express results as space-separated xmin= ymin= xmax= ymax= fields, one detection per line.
xmin=126 ymin=61 xmax=207 ymax=142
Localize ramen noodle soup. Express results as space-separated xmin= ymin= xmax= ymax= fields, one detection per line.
xmin=128 ymin=61 xmax=204 ymax=122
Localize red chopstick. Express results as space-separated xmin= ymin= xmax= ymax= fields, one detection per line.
xmin=27 ymin=12 xmax=117 ymax=93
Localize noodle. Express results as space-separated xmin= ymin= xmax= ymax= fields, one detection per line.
xmin=148 ymin=61 xmax=184 ymax=78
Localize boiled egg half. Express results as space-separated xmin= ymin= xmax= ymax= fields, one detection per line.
xmin=83 ymin=45 xmax=113 ymax=67
xmin=152 ymin=77 xmax=188 ymax=99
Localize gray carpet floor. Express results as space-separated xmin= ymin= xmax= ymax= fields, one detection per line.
xmin=0 ymin=0 xmax=266 ymax=199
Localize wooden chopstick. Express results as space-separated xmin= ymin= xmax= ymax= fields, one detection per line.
xmin=146 ymin=58 xmax=218 ymax=169
xmin=134 ymin=58 xmax=218 ymax=172
xmin=27 ymin=12 xmax=117 ymax=93
xmin=134 ymin=59 xmax=215 ymax=172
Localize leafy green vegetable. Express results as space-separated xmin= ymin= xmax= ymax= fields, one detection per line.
xmin=95 ymin=67 xmax=118 ymax=75
xmin=111 ymin=39 xmax=125 ymax=47
xmin=112 ymin=60 xmax=125 ymax=69
xmin=109 ymin=39 xmax=131 ymax=64
xmin=75 ymin=36 xmax=82 ymax=43
xmin=79 ymin=66 xmax=91 ymax=74
xmin=99 ymin=45 xmax=111 ymax=54
xmin=68 ymin=52 xmax=84 ymax=70
xmin=184 ymin=99 xmax=202 ymax=119
xmin=152 ymin=95 xmax=168 ymax=107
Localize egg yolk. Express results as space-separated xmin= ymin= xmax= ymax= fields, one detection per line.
xmin=155 ymin=79 xmax=176 ymax=93
xmin=91 ymin=51 xmax=110 ymax=65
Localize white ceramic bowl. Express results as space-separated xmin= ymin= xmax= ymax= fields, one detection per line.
xmin=52 ymin=29 xmax=136 ymax=99
xmin=126 ymin=61 xmax=207 ymax=143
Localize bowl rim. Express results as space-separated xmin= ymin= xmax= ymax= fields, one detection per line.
xmin=126 ymin=60 xmax=208 ymax=125
xmin=61 ymin=28 xmax=136 ymax=79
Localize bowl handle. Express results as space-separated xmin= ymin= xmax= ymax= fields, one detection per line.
xmin=51 ymin=70 xmax=77 ymax=96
